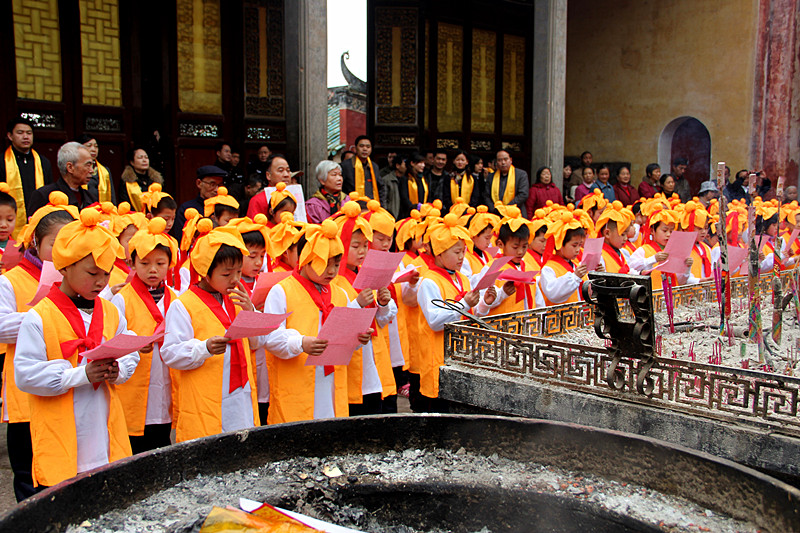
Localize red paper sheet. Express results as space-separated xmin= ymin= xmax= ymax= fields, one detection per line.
xmin=305 ymin=307 xmax=377 ymax=367
xmin=353 ymin=250 xmax=406 ymax=290
xmin=580 ymin=237 xmax=604 ymax=271
xmin=485 ymin=246 xmax=500 ymax=258
xmin=473 ymin=256 xmax=512 ymax=291
xmin=1 ymin=241 xmax=22 ymax=271
xmin=124 ymin=268 xmax=136 ymax=284
xmin=391 ymin=264 xmax=418 ymax=284
xmin=786 ymin=229 xmax=800 ymax=251
xmin=28 ymin=261 xmax=62 ymax=306
xmin=250 ymin=271 xmax=291 ymax=309
xmin=656 ymin=231 xmax=698 ymax=274
xmin=81 ymin=332 xmax=164 ymax=361
xmin=224 ymin=311 xmax=291 ymax=340
xmin=497 ymin=269 xmax=537 ymax=284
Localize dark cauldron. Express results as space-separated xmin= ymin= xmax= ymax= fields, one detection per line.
xmin=0 ymin=415 xmax=798 ymax=532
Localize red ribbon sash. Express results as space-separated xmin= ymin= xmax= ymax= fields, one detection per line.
xmin=189 ymin=285 xmax=248 ymax=393
xmin=130 ymin=275 xmax=172 ymax=348
xmin=17 ymin=257 xmax=42 ymax=282
xmin=602 ymin=242 xmax=630 ymax=274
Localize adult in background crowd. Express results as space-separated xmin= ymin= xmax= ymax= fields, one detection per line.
xmin=380 ymin=155 xmax=401 ymax=218
xmin=487 ymin=150 xmax=529 ymax=217
xmin=756 ymin=170 xmax=775 ymax=202
xmin=247 ymin=144 xmax=271 ymax=185
xmin=784 ymin=185 xmax=798 ymax=204
xmin=214 ymin=141 xmax=244 ymax=203
xmin=444 ymin=150 xmax=476 ymax=211
xmin=562 ymin=164 xmax=580 ymax=204
xmin=246 ymin=154 xmax=294 ymax=219
xmin=306 ymin=160 xmax=347 ymax=223
xmin=573 ymin=166 xmax=596 ymax=205
xmin=697 ymin=181 xmax=719 ymax=209
xmin=580 ymin=151 xmax=593 ymax=169
xmin=671 ymin=157 xmax=692 ymax=202
xmin=77 ymin=133 xmax=115 ymax=204
xmin=638 ymin=163 xmax=661 ymax=199
xmin=660 ymin=173 xmax=677 ymax=198
xmin=526 ymin=166 xmax=563 ymax=214
xmin=239 ymin=175 xmax=264 ymax=217
xmin=341 ymin=135 xmax=384 ymax=201
xmin=592 ymin=164 xmax=615 ymax=202
xmin=470 ymin=154 xmax=487 ymax=207
xmin=27 ymin=142 xmax=97 ymax=214
xmin=612 ymin=164 xmax=639 ymax=205
xmin=119 ymin=147 xmax=163 ymax=212
xmin=425 ymin=149 xmax=448 ymax=205
xmin=1 ymin=116 xmax=54 ymax=236
xmin=724 ymin=169 xmax=751 ymax=204
xmin=397 ymin=152 xmax=429 ymax=219
xmin=170 ymin=165 xmax=225 ymax=239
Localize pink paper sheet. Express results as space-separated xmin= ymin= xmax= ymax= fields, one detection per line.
xmin=1 ymin=241 xmax=22 ymax=271
xmin=726 ymin=245 xmax=748 ymax=272
xmin=81 ymin=332 xmax=164 ymax=361
xmin=485 ymin=246 xmax=500 ymax=258
xmin=497 ymin=269 xmax=537 ymax=284
xmin=656 ymin=231 xmax=698 ymax=274
xmin=305 ymin=307 xmax=377 ymax=367
xmin=224 ymin=311 xmax=291 ymax=340
xmin=391 ymin=264 xmax=418 ymax=284
xmin=580 ymin=237 xmax=604 ymax=271
xmin=353 ymin=250 xmax=406 ymax=290
xmin=28 ymin=261 xmax=62 ymax=306
xmin=473 ymin=256 xmax=512 ymax=291
xmin=251 ymin=271 xmax=292 ymax=309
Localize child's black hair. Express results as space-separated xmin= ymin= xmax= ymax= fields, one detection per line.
xmin=631 ymin=203 xmax=642 ymax=215
xmin=131 ymin=243 xmax=172 ymax=263
xmin=152 ymin=196 xmax=177 ymax=215
xmin=242 ymin=230 xmax=266 ymax=249
xmin=534 ymin=225 xmax=547 ymax=238
xmin=207 ymin=244 xmax=244 ymax=275
xmin=214 ymin=204 xmax=239 ymax=220
xmin=269 ymin=197 xmax=297 ymax=216
xmin=562 ymin=227 xmax=586 ymax=246
xmin=601 ymin=220 xmax=618 ymax=233
xmin=0 ymin=190 xmax=17 ymax=212
xmin=497 ymin=222 xmax=530 ymax=244
xmin=756 ymin=213 xmax=779 ymax=235
xmin=33 ymin=210 xmax=75 ymax=246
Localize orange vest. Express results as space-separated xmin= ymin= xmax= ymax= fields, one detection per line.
xmin=541 ymin=257 xmax=584 ymax=307
xmin=172 ymin=289 xmax=259 ymax=442
xmin=331 ymin=274 xmax=396 ymax=402
xmin=465 ymin=249 xmax=490 ymax=276
xmin=109 ymin=261 xmax=131 ymax=287
xmin=29 ymin=297 xmax=131 ymax=487
xmin=642 ymin=243 xmax=666 ymax=290
xmin=405 ymin=254 xmax=429 ymax=374
xmin=418 ymin=268 xmax=471 ymax=399
xmin=1 ymin=262 xmax=38 ymax=422
xmin=690 ymin=242 xmax=713 ymax=279
xmin=266 ymin=275 xmax=349 ymax=424
xmin=601 ymin=243 xmax=630 ymax=274
xmin=114 ymin=282 xmax=175 ymax=435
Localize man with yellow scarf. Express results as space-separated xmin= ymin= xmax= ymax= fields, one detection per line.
xmin=486 ymin=150 xmax=530 ymax=217
xmin=0 ymin=117 xmax=54 ymax=238
xmin=341 ymin=135 xmax=386 ymax=202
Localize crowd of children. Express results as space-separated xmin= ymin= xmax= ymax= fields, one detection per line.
xmin=0 ymin=177 xmax=795 ymax=501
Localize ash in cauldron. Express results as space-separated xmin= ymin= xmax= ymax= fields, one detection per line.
xmin=1 ymin=416 xmax=798 ymax=533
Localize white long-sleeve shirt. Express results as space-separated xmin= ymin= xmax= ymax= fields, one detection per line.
xmin=416 ymin=277 xmax=491 ymax=332
xmin=161 ymin=298 xmax=267 ymax=432
xmin=535 ymin=265 xmax=582 ymax=307
xmin=15 ymin=306 xmax=139 ymax=474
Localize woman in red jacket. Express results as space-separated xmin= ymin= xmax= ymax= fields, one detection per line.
xmin=526 ymin=166 xmax=564 ymax=214
xmin=613 ymin=164 xmax=640 ymax=206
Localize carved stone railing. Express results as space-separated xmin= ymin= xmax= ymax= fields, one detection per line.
xmin=444 ymin=271 xmax=800 ymax=437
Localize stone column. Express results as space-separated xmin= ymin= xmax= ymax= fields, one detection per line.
xmin=284 ymin=0 xmax=328 ymax=192
xmin=531 ymin=0 xmax=568 ymax=191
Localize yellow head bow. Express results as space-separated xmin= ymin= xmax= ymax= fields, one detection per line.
xmin=180 ymin=207 xmax=202 ymax=252
xmin=190 ymin=218 xmax=249 ymax=278
xmin=678 ymin=200 xmax=709 ymax=230
xmin=427 ymin=213 xmax=473 ymax=256
xmin=580 ymin=189 xmax=607 ymax=213
xmin=111 ymin=202 xmax=147 ymax=237
xmin=145 ymin=182 xmax=174 ymax=213
xmin=449 ymin=197 xmax=470 ymax=218
xmin=267 ymin=211 xmax=304 ymax=257
xmin=756 ymin=201 xmax=779 ymax=221
xmin=52 ymin=208 xmax=124 ymax=271
xmin=395 ymin=210 xmax=422 ymax=250
xmin=497 ymin=205 xmax=533 ymax=237
xmin=96 ymin=201 xmax=117 ymax=222
xmin=128 ymin=216 xmax=179 ymax=267
xmin=596 ymin=200 xmax=632 ymax=235
xmin=270 ymin=181 xmax=297 ymax=212
xmin=335 ymin=201 xmax=373 ymax=274
xmin=299 ymin=219 xmax=344 ymax=276
xmin=204 ymin=186 xmax=240 ymax=217
xmin=781 ymin=201 xmax=800 ymax=225
xmin=226 ymin=214 xmax=270 ymax=247
xmin=545 ymin=210 xmax=585 ymax=251
xmin=19 ymin=191 xmax=78 ymax=247
xmin=365 ymin=199 xmax=396 ymax=237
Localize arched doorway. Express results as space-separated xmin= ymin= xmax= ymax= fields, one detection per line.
xmin=658 ymin=117 xmax=711 ymax=196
